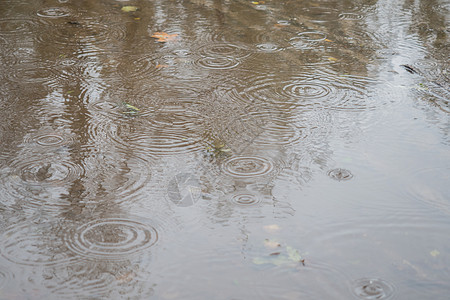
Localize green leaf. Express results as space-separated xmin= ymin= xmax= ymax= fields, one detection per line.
xmin=121 ymin=6 xmax=138 ymax=12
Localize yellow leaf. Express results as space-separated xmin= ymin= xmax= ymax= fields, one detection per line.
xmin=156 ymin=64 xmax=169 ymax=68
xmin=121 ymin=6 xmax=138 ymax=12
xmin=252 ymin=1 xmax=259 ymax=4
xmin=328 ymin=57 xmax=338 ymax=62
xmin=324 ymin=38 xmax=333 ymax=42
xmin=430 ymin=250 xmax=440 ymax=257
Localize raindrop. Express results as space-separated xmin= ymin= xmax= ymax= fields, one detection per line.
xmin=256 ymin=43 xmax=283 ymax=53
xmin=37 ymin=7 xmax=71 ymax=18
xmin=351 ymin=278 xmax=395 ymax=299
xmin=327 ymin=168 xmax=353 ymax=181
xmin=64 ymin=218 xmax=159 ymax=260
xmin=230 ymin=193 xmax=261 ymax=206
xmin=222 ymin=156 xmax=274 ymax=178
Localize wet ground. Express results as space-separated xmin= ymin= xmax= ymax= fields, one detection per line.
xmin=0 ymin=0 xmax=449 ymax=299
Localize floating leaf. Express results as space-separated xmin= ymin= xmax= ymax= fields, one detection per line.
xmin=430 ymin=250 xmax=440 ymax=257
xmin=287 ymin=246 xmax=302 ymax=262
xmin=122 ymin=102 xmax=140 ymax=116
xmin=324 ymin=38 xmax=333 ymax=42
xmin=151 ymin=32 xmax=179 ymax=42
xmin=121 ymin=6 xmax=138 ymax=12
xmin=264 ymin=239 xmax=281 ymax=249
xmin=156 ymin=64 xmax=169 ymax=68
xmin=328 ymin=57 xmax=338 ymax=62
xmin=252 ymin=1 xmax=260 ymax=4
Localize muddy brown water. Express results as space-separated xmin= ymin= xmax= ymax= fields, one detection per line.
xmin=0 ymin=0 xmax=449 ymax=299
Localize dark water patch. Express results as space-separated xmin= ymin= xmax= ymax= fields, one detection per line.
xmin=0 ymin=18 xmax=35 ymax=36
xmin=42 ymin=255 xmax=155 ymax=299
xmin=9 ymin=155 xmax=84 ymax=186
xmin=64 ymin=218 xmax=159 ymax=260
xmin=2 ymin=62 xmax=60 ymax=86
xmin=0 ymin=220 xmax=78 ymax=266
xmin=117 ymin=54 xmax=163 ymax=81
xmin=24 ymin=128 xmax=75 ymax=147
xmin=222 ymin=156 xmax=274 ymax=178
xmin=351 ymin=278 xmax=396 ymax=300
xmin=37 ymin=17 xmax=127 ymax=47
xmin=301 ymin=5 xmax=339 ymax=23
xmin=81 ymin=153 xmax=153 ymax=204
xmin=194 ymin=43 xmax=251 ymax=70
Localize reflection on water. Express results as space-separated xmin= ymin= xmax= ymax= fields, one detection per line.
xmin=0 ymin=0 xmax=449 ymax=298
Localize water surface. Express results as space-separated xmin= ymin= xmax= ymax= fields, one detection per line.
xmin=0 ymin=0 xmax=449 ymax=299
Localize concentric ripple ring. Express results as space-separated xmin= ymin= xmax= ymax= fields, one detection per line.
xmin=222 ymin=156 xmax=274 ymax=178
xmin=65 ymin=218 xmax=159 ymax=260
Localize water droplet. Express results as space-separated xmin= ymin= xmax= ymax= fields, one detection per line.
xmin=230 ymin=193 xmax=261 ymax=206
xmin=327 ymin=168 xmax=353 ymax=181
xmin=37 ymin=7 xmax=71 ymax=18
xmin=351 ymin=278 xmax=395 ymax=299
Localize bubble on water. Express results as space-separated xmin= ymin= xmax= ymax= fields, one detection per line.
xmin=64 ymin=218 xmax=159 ymax=260
xmin=222 ymin=156 xmax=274 ymax=178
xmin=351 ymin=278 xmax=395 ymax=299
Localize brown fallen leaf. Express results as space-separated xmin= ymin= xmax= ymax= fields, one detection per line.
xmin=151 ymin=32 xmax=179 ymax=42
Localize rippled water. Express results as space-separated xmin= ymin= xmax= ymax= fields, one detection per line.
xmin=0 ymin=0 xmax=449 ymax=299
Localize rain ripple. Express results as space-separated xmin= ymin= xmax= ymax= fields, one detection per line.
xmin=37 ymin=18 xmax=127 ymax=47
xmin=64 ymin=218 xmax=159 ymax=260
xmin=0 ymin=220 xmax=78 ymax=266
xmin=222 ymin=156 xmax=274 ymax=178
xmin=194 ymin=43 xmax=251 ymax=70
xmin=0 ymin=266 xmax=14 ymax=290
xmin=36 ymin=7 xmax=71 ymax=18
xmin=243 ymin=70 xmax=379 ymax=111
xmin=351 ymin=278 xmax=396 ymax=300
